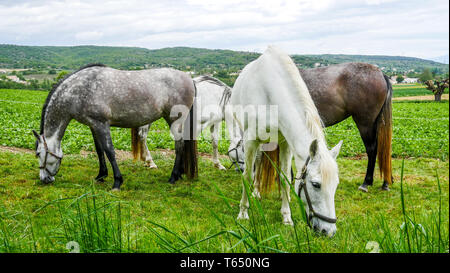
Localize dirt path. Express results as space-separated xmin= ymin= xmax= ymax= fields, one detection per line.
xmin=393 ymin=94 xmax=449 ymax=101
xmin=0 ymin=145 xmax=228 ymax=162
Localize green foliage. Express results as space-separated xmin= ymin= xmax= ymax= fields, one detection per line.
xmin=294 ymin=53 xmax=449 ymax=75
xmin=55 ymin=71 xmax=68 ymax=83
xmin=392 ymin=84 xmax=449 ymax=97
xmin=419 ymin=68 xmax=434 ymax=83
xmin=1 ymin=45 xmax=448 ymax=76
xmin=0 ymin=148 xmax=447 ymax=253
xmin=324 ymin=100 xmax=449 ymax=160
xmin=396 ymin=75 xmax=404 ymax=83
xmin=0 ymin=87 xmax=448 ymax=253
xmin=0 ymin=88 xmax=448 ymax=160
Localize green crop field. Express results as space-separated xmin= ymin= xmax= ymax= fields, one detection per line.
xmin=0 ymin=88 xmax=448 ymax=253
xmin=0 ymin=88 xmax=448 ymax=159
xmin=392 ymin=84 xmax=449 ymax=98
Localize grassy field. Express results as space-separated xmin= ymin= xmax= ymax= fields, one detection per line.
xmin=0 ymin=88 xmax=448 ymax=253
xmin=392 ymin=84 xmax=449 ymax=98
xmin=0 ymin=149 xmax=448 ymax=253
xmin=0 ymin=88 xmax=448 ymax=159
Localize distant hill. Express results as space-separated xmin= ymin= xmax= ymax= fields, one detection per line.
xmin=0 ymin=44 xmax=448 ymax=75
xmin=296 ymin=54 xmax=449 ymax=74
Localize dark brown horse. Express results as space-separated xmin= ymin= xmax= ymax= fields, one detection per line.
xmin=255 ymin=62 xmax=392 ymax=193
xmin=300 ymin=62 xmax=392 ymax=191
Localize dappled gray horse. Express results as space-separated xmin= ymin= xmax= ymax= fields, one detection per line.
xmin=131 ymin=75 xmax=243 ymax=171
xmin=33 ymin=64 xmax=197 ymax=190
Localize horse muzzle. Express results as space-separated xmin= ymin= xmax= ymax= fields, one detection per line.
xmin=40 ymin=170 xmax=55 ymax=184
xmin=312 ymin=218 xmax=336 ymax=238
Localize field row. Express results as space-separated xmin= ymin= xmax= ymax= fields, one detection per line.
xmin=392 ymin=84 xmax=449 ymax=98
xmin=0 ymin=147 xmax=448 ymax=253
xmin=0 ymin=89 xmax=448 ymax=160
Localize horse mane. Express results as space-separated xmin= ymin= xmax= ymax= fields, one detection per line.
xmin=39 ymin=63 xmax=107 ymax=134
xmin=194 ymin=75 xmax=231 ymax=91
xmin=194 ymin=75 xmax=232 ymax=111
xmin=265 ymin=46 xmax=338 ymax=186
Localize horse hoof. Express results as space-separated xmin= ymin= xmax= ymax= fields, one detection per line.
xmin=95 ymin=174 xmax=107 ymax=182
xmin=145 ymin=162 xmax=158 ymax=169
xmin=237 ymin=212 xmax=249 ymax=220
xmin=215 ymin=163 xmax=226 ymax=170
xmin=168 ymin=177 xmax=177 ymax=184
xmin=282 ymin=215 xmax=294 ymax=226
xmin=252 ymin=190 xmax=261 ymax=200
xmin=358 ymin=185 xmax=369 ymax=192
xmin=381 ymin=185 xmax=390 ymax=191
xmin=111 ymin=187 xmax=120 ymax=192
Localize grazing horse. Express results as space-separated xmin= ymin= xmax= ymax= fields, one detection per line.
xmin=33 ymin=64 xmax=198 ymax=190
xmin=246 ymin=63 xmax=393 ymax=193
xmin=300 ymin=64 xmax=392 ymax=192
xmin=229 ymin=46 xmax=342 ymax=236
xmin=131 ymin=75 xmax=245 ymax=171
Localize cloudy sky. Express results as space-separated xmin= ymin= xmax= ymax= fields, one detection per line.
xmin=0 ymin=0 xmax=448 ymax=62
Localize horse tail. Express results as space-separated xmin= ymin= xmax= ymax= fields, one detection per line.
xmin=257 ymin=145 xmax=280 ymax=194
xmin=377 ymin=74 xmax=393 ymax=184
xmin=183 ymin=82 xmax=198 ymax=179
xmin=131 ymin=128 xmax=141 ymax=161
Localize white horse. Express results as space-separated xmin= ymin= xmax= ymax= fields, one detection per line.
xmin=228 ymin=46 xmax=342 ymax=236
xmin=132 ymin=75 xmax=245 ymax=171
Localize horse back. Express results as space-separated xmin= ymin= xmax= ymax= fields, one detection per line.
xmin=64 ymin=67 xmax=195 ymax=128
xmin=300 ymin=63 xmax=388 ymax=126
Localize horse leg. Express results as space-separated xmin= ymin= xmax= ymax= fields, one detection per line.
xmin=210 ymin=124 xmax=226 ymax=170
xmin=168 ymin=139 xmax=184 ymax=183
xmin=356 ymin=122 xmax=377 ymax=192
xmin=237 ymin=139 xmax=258 ymax=220
xmin=90 ymin=128 xmax=108 ymax=182
xmin=138 ymin=124 xmax=157 ymax=169
xmin=92 ymin=123 xmax=123 ymax=190
xmin=279 ymin=140 xmax=293 ymax=225
xmin=252 ymin=150 xmax=262 ymax=199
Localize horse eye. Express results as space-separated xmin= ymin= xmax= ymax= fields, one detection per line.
xmin=311 ymin=182 xmax=321 ymax=189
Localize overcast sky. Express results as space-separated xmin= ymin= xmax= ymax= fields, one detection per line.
xmin=0 ymin=0 xmax=448 ymax=62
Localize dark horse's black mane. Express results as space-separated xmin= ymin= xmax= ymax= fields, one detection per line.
xmin=39 ymin=63 xmax=107 ymax=134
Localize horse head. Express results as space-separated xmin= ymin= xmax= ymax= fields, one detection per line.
xmin=296 ymin=139 xmax=343 ymax=237
xmin=33 ymin=130 xmax=63 ymax=184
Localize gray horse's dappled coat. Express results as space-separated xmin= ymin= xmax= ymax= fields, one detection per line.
xmin=37 ymin=64 xmax=197 ymax=189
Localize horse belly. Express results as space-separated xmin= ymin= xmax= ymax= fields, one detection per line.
xmin=108 ymin=103 xmax=164 ymax=128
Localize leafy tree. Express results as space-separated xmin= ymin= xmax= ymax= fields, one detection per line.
xmin=396 ymin=75 xmax=404 ymax=83
xmin=419 ymin=68 xmax=433 ymax=83
xmin=55 ymin=71 xmax=68 ymax=82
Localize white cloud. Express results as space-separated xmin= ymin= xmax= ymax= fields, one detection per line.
xmin=0 ymin=0 xmax=448 ymax=60
xmin=75 ymin=31 xmax=104 ymax=41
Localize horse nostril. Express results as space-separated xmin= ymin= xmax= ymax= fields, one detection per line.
xmin=321 ymin=228 xmax=327 ymax=234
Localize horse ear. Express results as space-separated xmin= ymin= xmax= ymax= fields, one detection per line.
xmin=330 ymin=140 xmax=343 ymax=159
xmin=32 ymin=130 xmax=41 ymax=141
xmin=309 ymin=139 xmax=318 ymax=158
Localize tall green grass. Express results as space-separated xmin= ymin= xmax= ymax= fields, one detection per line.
xmin=0 ymin=157 xmax=447 ymax=253
xmin=374 ymin=160 xmax=448 ymax=253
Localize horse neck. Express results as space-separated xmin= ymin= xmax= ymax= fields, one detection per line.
xmin=279 ymin=105 xmax=328 ymax=164
xmin=42 ymin=102 xmax=71 ymax=152
xmin=223 ymin=106 xmax=242 ymax=149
